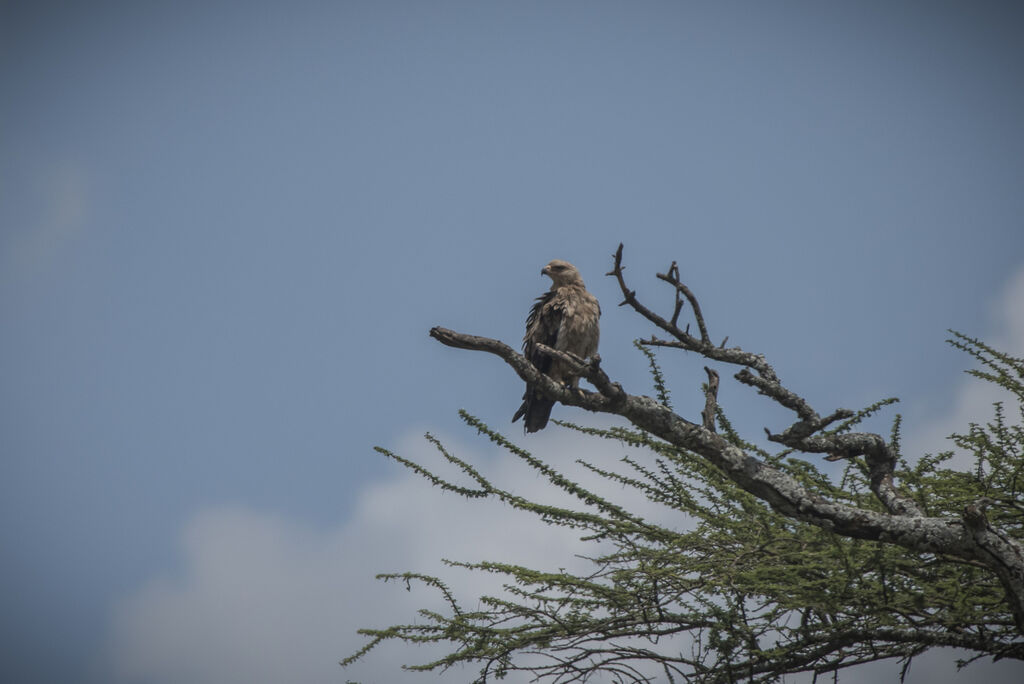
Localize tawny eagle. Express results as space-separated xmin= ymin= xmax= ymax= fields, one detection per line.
xmin=512 ymin=259 xmax=601 ymax=432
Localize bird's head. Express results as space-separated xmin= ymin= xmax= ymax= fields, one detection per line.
xmin=542 ymin=259 xmax=585 ymax=288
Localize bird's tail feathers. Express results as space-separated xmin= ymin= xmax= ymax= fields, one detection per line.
xmin=512 ymin=390 xmax=554 ymax=433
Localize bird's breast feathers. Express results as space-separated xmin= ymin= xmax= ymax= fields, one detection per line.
xmin=552 ymin=285 xmax=600 ymax=356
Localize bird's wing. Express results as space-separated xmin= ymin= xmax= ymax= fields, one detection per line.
xmin=523 ymin=290 xmax=561 ymax=372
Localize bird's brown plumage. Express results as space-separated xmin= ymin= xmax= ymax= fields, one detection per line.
xmin=512 ymin=260 xmax=601 ymax=432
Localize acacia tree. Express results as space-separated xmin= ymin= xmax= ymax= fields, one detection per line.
xmin=344 ymin=245 xmax=1024 ymax=682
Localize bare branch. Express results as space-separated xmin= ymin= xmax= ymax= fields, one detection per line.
xmin=769 ymin=430 xmax=921 ymax=517
xmin=735 ymin=367 xmax=819 ymax=424
xmin=701 ymin=366 xmax=719 ymax=433
xmin=657 ymin=261 xmax=710 ymax=345
xmin=608 ymin=244 xmax=780 ymax=382
xmin=433 ymin=325 xmax=994 ymax=545
xmin=429 ymin=327 xmax=626 ymax=408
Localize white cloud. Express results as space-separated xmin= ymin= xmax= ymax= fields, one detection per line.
xmin=104 ymin=424 xmax=678 ymax=684
xmin=904 ymin=264 xmax=1024 ymax=468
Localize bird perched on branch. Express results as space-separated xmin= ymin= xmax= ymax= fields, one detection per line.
xmin=512 ymin=260 xmax=601 ymax=432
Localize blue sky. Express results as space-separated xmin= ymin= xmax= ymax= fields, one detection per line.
xmin=2 ymin=2 xmax=1023 ymax=682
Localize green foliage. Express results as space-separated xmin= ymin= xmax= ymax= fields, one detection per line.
xmin=345 ymin=336 xmax=1024 ymax=682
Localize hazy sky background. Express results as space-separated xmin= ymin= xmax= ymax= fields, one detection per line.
xmin=2 ymin=2 xmax=1023 ymax=682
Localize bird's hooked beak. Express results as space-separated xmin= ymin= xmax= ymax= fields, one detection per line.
xmin=541 ymin=265 xmax=551 ymax=277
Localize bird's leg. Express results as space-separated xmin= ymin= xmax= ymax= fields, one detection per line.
xmin=551 ymin=369 xmax=583 ymax=396
xmin=566 ymin=375 xmax=587 ymax=398
xmin=535 ymin=346 xmax=593 ymax=397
